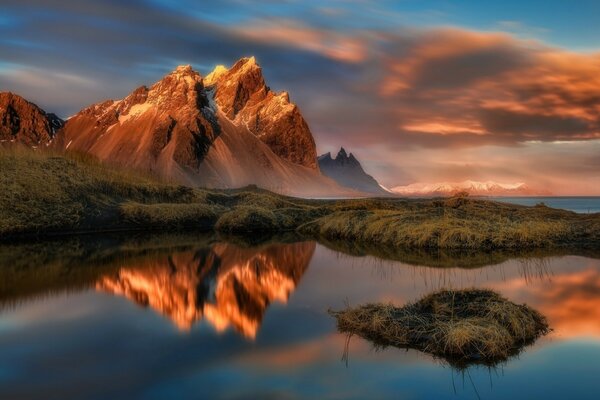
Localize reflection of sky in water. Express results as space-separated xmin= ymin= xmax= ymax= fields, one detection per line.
xmin=0 ymin=242 xmax=599 ymax=399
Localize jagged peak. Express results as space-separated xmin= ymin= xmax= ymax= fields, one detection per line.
xmin=162 ymin=64 xmax=202 ymax=82
xmin=337 ymin=147 xmax=348 ymax=159
xmin=174 ymin=64 xmax=193 ymax=72
xmin=209 ymin=57 xmax=264 ymax=86
xmin=145 ymin=65 xmax=203 ymax=102
xmin=278 ymin=91 xmax=290 ymax=103
xmin=205 ymin=64 xmax=228 ymax=85
xmin=318 ymin=152 xmax=333 ymax=162
xmin=233 ymin=56 xmax=257 ymax=69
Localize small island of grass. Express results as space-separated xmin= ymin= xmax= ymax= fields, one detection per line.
xmin=330 ymin=289 xmax=550 ymax=368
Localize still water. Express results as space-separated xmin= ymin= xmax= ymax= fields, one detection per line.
xmin=0 ymin=234 xmax=599 ymax=399
xmin=487 ymin=196 xmax=600 ymax=214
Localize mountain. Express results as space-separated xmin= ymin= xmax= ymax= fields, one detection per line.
xmin=318 ymin=147 xmax=390 ymax=195
xmin=52 ymin=58 xmax=352 ymax=197
xmin=391 ymin=180 xmax=551 ymax=197
xmin=96 ymin=241 xmax=315 ymax=338
xmin=0 ymin=92 xmax=63 ymax=146
xmin=205 ymin=57 xmax=318 ymax=170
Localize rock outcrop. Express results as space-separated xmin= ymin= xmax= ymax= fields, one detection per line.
xmin=0 ymin=92 xmax=63 ymax=146
xmin=205 ymin=57 xmax=318 ymax=170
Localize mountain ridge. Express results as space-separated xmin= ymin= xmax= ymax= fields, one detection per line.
xmin=391 ymin=180 xmax=551 ymax=197
xmin=46 ymin=58 xmax=354 ymax=197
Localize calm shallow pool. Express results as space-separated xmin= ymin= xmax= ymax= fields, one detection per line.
xmin=0 ymin=234 xmax=599 ymax=399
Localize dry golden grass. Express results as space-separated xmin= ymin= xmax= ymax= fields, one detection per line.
xmin=330 ymin=289 xmax=549 ymax=368
xmin=300 ymin=196 xmax=597 ymax=249
xmin=1 ymin=148 xmax=598 ymax=251
xmin=0 ymin=147 xmax=207 ymax=237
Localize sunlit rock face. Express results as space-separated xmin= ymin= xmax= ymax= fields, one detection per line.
xmin=96 ymin=241 xmax=315 ymax=338
xmin=0 ymin=92 xmax=63 ymax=146
xmin=54 ymin=65 xmax=220 ymax=182
xmin=205 ymin=57 xmax=319 ymax=170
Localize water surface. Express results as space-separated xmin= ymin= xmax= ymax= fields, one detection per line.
xmin=487 ymin=196 xmax=600 ymax=213
xmin=0 ymin=234 xmax=599 ymax=399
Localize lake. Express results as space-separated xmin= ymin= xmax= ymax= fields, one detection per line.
xmin=486 ymin=197 xmax=600 ymax=214
xmin=1 ymin=234 xmax=599 ymax=399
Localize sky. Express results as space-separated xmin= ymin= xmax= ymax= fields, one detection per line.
xmin=1 ymin=0 xmax=600 ymax=194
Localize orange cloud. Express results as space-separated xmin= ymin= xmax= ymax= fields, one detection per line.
xmin=233 ymin=19 xmax=368 ymax=63
xmin=375 ymin=28 xmax=600 ymax=145
xmin=492 ymin=265 xmax=600 ymax=340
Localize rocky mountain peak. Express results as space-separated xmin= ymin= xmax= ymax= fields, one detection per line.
xmin=318 ymin=152 xmax=333 ymax=162
xmin=54 ymin=63 xmax=220 ymax=177
xmin=145 ymin=65 xmax=206 ymax=112
xmin=204 ymin=57 xmax=318 ymax=170
xmin=0 ymin=92 xmax=63 ymax=146
xmin=205 ymin=57 xmax=267 ymax=120
xmin=333 ymin=147 xmax=360 ymax=167
xmin=318 ymin=147 xmax=389 ymax=195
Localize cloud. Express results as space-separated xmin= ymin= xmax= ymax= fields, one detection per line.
xmin=232 ymin=19 xmax=368 ymax=63
xmin=1 ymin=1 xmax=599 ymax=192
xmin=494 ymin=264 xmax=600 ymax=339
xmin=373 ymin=28 xmax=600 ymax=147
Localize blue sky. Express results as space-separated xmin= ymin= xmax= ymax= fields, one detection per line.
xmin=1 ymin=0 xmax=600 ymax=193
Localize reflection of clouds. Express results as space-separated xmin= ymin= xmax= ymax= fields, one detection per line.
xmin=490 ymin=264 xmax=600 ymax=339
xmin=96 ymin=242 xmax=315 ymax=338
xmin=310 ymin=247 xmax=600 ymax=341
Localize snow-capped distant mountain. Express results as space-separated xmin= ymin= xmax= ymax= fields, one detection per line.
xmin=391 ymin=180 xmax=551 ymax=197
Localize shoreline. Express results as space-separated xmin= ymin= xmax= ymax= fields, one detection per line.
xmin=2 ymin=150 xmax=599 ymax=250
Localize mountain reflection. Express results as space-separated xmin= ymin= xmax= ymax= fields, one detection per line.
xmin=96 ymin=241 xmax=315 ymax=337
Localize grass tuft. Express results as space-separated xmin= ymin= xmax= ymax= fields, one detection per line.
xmin=330 ymin=289 xmax=550 ymax=368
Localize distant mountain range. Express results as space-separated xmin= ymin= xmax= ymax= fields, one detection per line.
xmin=1 ymin=58 xmax=549 ymax=199
xmin=391 ymin=180 xmax=551 ymax=197
xmin=318 ymin=148 xmax=390 ymax=195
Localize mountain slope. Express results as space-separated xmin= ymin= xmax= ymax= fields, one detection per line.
xmin=53 ymin=59 xmax=352 ymax=197
xmin=391 ymin=180 xmax=551 ymax=197
xmin=318 ymin=148 xmax=390 ymax=195
xmin=54 ymin=65 xmax=220 ymax=182
xmin=0 ymin=92 xmax=63 ymax=146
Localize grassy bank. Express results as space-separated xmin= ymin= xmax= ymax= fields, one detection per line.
xmin=1 ymin=149 xmax=599 ymax=250
xmin=330 ymin=289 xmax=549 ymax=367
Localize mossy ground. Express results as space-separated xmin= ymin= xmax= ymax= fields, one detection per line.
xmin=330 ymin=289 xmax=550 ymax=368
xmin=1 ymin=148 xmax=598 ymax=250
